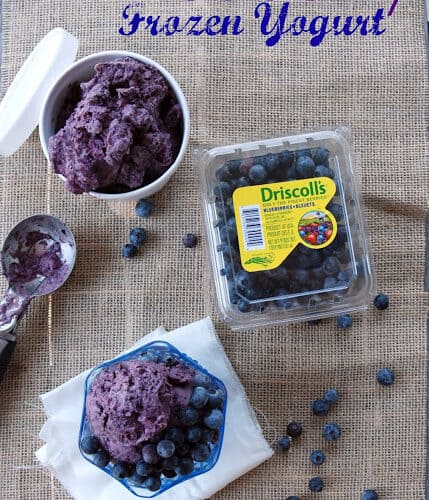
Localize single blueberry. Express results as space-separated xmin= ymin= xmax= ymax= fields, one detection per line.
xmin=149 ymin=434 xmax=163 ymax=444
xmin=164 ymin=427 xmax=185 ymax=447
xmin=162 ymin=468 xmax=177 ymax=478
xmin=310 ymin=450 xmax=326 ymax=466
xmin=333 ymin=247 xmax=351 ymax=264
xmin=192 ymin=372 xmax=211 ymax=388
xmin=312 ymin=147 xmax=330 ymax=164
xmin=129 ymin=471 xmax=145 ymax=484
xmin=249 ymin=164 xmax=268 ymax=183
xmin=145 ymin=475 xmax=161 ymax=492
xmin=279 ymin=150 xmax=293 ymax=168
xmin=327 ymin=202 xmax=344 ymax=221
xmin=93 ymin=449 xmax=110 ymax=468
xmin=312 ymin=267 xmax=326 ymax=281
xmin=312 ymin=399 xmax=329 ymax=416
xmin=324 ymin=388 xmax=339 ymax=404
xmin=314 ymin=165 xmax=335 ymax=178
xmin=157 ymin=440 xmax=175 ymax=459
xmin=323 ymin=276 xmax=337 ymax=289
xmin=182 ymin=233 xmax=198 ymax=248
xmin=80 ymin=436 xmax=100 ymax=455
xmin=335 ymin=225 xmax=348 ymax=244
xmin=201 ymin=428 xmax=216 ymax=443
xmin=190 ymin=386 xmax=210 ymax=409
xmin=135 ymin=199 xmax=154 ymax=218
xmin=208 ymin=388 xmax=225 ymax=408
xmin=264 ymin=153 xmax=280 ymax=172
xmin=296 ymin=155 xmax=315 ymax=178
xmin=175 ymin=442 xmax=190 ymax=457
xmin=373 ymin=293 xmax=389 ymax=310
xmin=239 ymin=159 xmax=253 ymax=176
xmin=376 ymin=367 xmax=395 ymax=386
xmin=224 ymin=160 xmax=241 ymax=178
xmin=274 ymin=289 xmax=294 ymax=309
xmin=142 ymin=444 xmax=161 ymax=465
xmin=294 ymin=268 xmax=310 ymax=284
xmin=204 ymin=408 xmax=224 ymax=429
xmin=213 ymin=181 xmax=233 ymax=199
xmin=277 ymin=436 xmax=291 ymax=452
xmin=234 ymin=176 xmax=251 ymax=189
xmin=308 ymin=477 xmax=324 ymax=492
xmin=337 ymin=314 xmax=353 ymax=329
xmin=322 ymin=256 xmax=341 ymax=276
xmin=323 ymin=423 xmax=341 ymax=441
xmin=136 ymin=460 xmax=153 ymax=478
xmin=179 ymin=407 xmax=199 ymax=426
xmin=337 ymin=268 xmax=354 ymax=282
xmin=112 ymin=461 xmax=132 ymax=479
xmin=286 ymin=421 xmax=303 ymax=438
xmin=237 ymin=298 xmax=251 ymax=313
xmin=175 ymin=457 xmax=195 ymax=475
xmin=161 ymin=455 xmax=179 ymax=470
xmin=235 ymin=270 xmax=253 ymax=292
xmin=122 ymin=243 xmax=137 ymax=258
xmin=267 ymin=266 xmax=289 ymax=282
xmin=185 ymin=426 xmax=202 ymax=443
xmin=192 ymin=442 xmax=211 ymax=462
xmin=129 ymin=227 xmax=148 ymax=247
xmin=295 ymin=148 xmax=311 ymax=158
xmin=215 ymin=165 xmax=232 ymax=182
xmin=220 ymin=225 xmax=237 ymax=244
xmin=361 ymin=490 xmax=378 ymax=500
xmin=286 ymin=165 xmax=297 ymax=180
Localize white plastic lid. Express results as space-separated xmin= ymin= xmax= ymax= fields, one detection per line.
xmin=0 ymin=28 xmax=78 ymax=156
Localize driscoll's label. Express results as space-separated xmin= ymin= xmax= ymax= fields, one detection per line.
xmin=233 ymin=177 xmax=338 ymax=272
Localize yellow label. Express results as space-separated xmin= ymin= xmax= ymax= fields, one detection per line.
xmin=233 ymin=177 xmax=338 ymax=272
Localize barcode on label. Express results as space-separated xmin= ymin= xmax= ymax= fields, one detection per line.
xmin=239 ymin=205 xmax=266 ymax=251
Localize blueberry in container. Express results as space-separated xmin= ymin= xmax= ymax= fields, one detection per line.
xmin=197 ymin=128 xmax=374 ymax=330
xmin=79 ymin=341 xmax=227 ymax=497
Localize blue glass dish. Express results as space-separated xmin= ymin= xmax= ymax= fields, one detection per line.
xmin=78 ymin=340 xmax=227 ymax=497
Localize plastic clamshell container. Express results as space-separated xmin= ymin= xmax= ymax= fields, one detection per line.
xmin=79 ymin=341 xmax=227 ymax=498
xmin=198 ymin=128 xmax=374 ymax=330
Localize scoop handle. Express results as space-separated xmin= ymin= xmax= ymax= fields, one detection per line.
xmin=0 ymin=332 xmax=17 ymax=383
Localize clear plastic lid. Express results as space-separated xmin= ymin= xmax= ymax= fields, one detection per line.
xmin=198 ymin=128 xmax=374 ymax=330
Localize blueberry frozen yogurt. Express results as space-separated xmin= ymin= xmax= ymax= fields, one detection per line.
xmin=80 ymin=343 xmax=227 ymax=496
xmin=48 ymin=57 xmax=183 ymax=194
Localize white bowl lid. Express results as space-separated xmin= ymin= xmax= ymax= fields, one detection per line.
xmin=0 ymin=28 xmax=78 ymax=156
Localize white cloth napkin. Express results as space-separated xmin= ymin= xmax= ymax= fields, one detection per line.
xmin=36 ymin=317 xmax=273 ymax=500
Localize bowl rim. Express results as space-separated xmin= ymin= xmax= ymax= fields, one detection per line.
xmin=39 ymin=50 xmax=190 ymax=201
xmin=78 ymin=340 xmax=227 ymax=498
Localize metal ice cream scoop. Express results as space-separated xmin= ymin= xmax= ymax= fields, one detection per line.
xmin=0 ymin=215 xmax=76 ymax=382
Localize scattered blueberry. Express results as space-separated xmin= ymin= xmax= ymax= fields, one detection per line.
xmin=142 ymin=444 xmax=161 ymax=465
xmin=135 ymin=199 xmax=154 ymax=218
xmin=192 ymin=442 xmax=211 ymax=461
xmin=145 ymin=475 xmax=161 ymax=492
xmin=361 ymin=490 xmax=378 ymax=500
xmin=286 ymin=421 xmax=303 ymax=438
xmin=208 ymin=388 xmax=225 ymax=408
xmin=157 ymin=440 xmax=175 ymax=459
xmin=175 ymin=457 xmax=195 ymax=476
xmin=192 ymin=372 xmax=211 ymax=388
xmin=277 ymin=436 xmax=292 ymax=452
xmin=310 ymin=450 xmax=326 ymax=466
xmin=136 ymin=460 xmax=153 ymax=478
xmin=80 ymin=436 xmax=100 ymax=454
xmin=92 ymin=449 xmax=110 ymax=468
xmin=376 ymin=367 xmax=395 ymax=386
xmin=308 ymin=476 xmax=324 ymax=492
xmin=312 ymin=399 xmax=329 ymax=416
xmin=182 ymin=233 xmax=198 ymax=248
xmin=122 ymin=243 xmax=138 ymax=258
xmin=204 ymin=408 xmax=224 ymax=429
xmin=112 ymin=461 xmax=131 ymax=479
xmin=373 ymin=293 xmax=389 ymax=310
xmin=324 ymin=388 xmax=339 ymax=404
xmin=129 ymin=227 xmax=148 ymax=247
xmin=337 ymin=314 xmax=353 ymax=329
xmin=179 ymin=407 xmax=199 ymax=426
xmin=323 ymin=423 xmax=341 ymax=441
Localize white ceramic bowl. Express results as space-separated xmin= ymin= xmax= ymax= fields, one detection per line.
xmin=39 ymin=51 xmax=190 ymax=202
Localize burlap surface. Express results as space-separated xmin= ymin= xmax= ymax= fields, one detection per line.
xmin=0 ymin=1 xmax=428 ymax=499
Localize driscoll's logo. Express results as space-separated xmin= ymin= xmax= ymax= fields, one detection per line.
xmin=261 ymin=180 xmax=326 ymax=202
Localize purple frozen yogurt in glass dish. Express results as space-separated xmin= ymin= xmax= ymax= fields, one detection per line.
xmin=79 ymin=341 xmax=227 ymax=497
